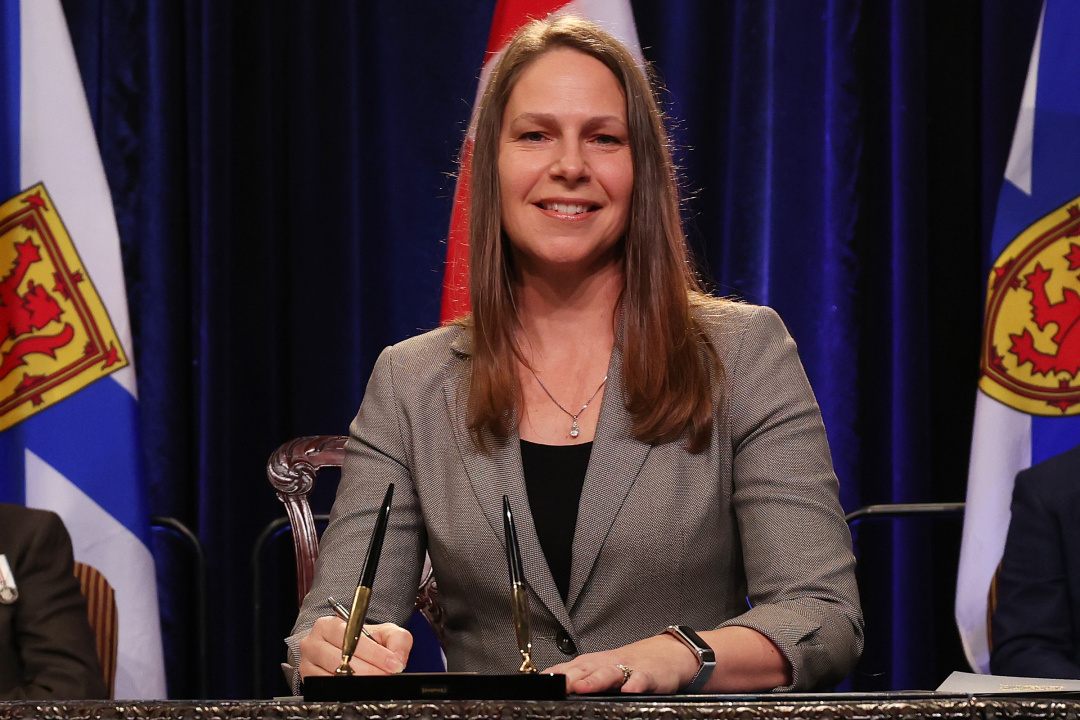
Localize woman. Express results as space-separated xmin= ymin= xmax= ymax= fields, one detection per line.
xmin=288 ymin=15 xmax=862 ymax=694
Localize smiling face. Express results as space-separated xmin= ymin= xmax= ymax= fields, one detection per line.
xmin=498 ymin=47 xmax=633 ymax=279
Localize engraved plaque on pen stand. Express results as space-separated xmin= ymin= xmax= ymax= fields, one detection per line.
xmin=303 ymin=492 xmax=566 ymax=701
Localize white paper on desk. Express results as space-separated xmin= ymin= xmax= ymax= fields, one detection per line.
xmin=938 ymin=671 xmax=1080 ymax=693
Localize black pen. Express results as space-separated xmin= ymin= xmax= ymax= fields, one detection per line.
xmin=336 ymin=483 xmax=394 ymax=675
xmin=503 ymin=495 xmax=537 ymax=673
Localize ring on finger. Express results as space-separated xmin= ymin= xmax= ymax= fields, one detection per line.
xmin=615 ymin=664 xmax=632 ymax=685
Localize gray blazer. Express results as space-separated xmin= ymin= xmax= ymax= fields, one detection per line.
xmin=287 ymin=300 xmax=862 ymax=691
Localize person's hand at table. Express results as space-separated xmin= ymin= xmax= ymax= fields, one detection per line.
xmin=545 ymin=626 xmax=792 ymax=694
xmin=545 ymin=633 xmax=698 ymax=694
xmin=298 ymin=616 xmax=412 ymax=679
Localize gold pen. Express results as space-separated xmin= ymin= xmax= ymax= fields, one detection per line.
xmin=327 ymin=596 xmax=372 ymax=639
xmin=336 ymin=483 xmax=394 ymax=675
xmin=503 ymin=495 xmax=537 ymax=673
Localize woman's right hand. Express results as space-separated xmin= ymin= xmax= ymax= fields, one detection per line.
xmin=298 ymin=616 xmax=413 ymax=679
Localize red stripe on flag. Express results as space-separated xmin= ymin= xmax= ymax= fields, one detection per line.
xmin=486 ymin=0 xmax=574 ymax=57
xmin=440 ymin=0 xmax=573 ymax=324
xmin=441 ymin=139 xmax=473 ymax=324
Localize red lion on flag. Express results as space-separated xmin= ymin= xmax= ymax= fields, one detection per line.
xmin=0 ymin=237 xmax=74 ymax=383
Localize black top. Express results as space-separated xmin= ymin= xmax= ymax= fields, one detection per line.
xmin=520 ymin=439 xmax=592 ymax=604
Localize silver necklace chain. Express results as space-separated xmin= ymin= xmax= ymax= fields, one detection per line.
xmin=527 ymin=369 xmax=608 ymax=438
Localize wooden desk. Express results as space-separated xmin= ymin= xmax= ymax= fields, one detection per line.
xmin=0 ymin=695 xmax=1076 ymax=720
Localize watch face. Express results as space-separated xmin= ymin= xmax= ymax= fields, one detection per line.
xmin=669 ymin=626 xmax=716 ymax=662
xmin=680 ymin=627 xmax=707 ymax=648
xmin=666 ymin=626 xmax=715 ymax=692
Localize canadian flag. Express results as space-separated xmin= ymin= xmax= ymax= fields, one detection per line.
xmin=439 ymin=0 xmax=643 ymax=322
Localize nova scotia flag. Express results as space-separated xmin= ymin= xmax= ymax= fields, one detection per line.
xmin=0 ymin=0 xmax=166 ymax=698
xmin=956 ymin=0 xmax=1080 ymax=674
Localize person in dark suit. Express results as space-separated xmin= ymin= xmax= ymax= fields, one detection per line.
xmin=0 ymin=503 xmax=108 ymax=699
xmin=289 ymin=15 xmax=862 ymax=695
xmin=991 ymin=442 xmax=1080 ymax=679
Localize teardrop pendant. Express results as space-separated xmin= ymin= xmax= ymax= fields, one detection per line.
xmin=569 ymin=419 xmax=580 ymax=438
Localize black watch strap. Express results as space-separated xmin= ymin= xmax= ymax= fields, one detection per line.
xmin=664 ymin=625 xmax=716 ymax=692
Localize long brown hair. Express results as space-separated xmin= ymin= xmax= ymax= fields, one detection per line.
xmin=464 ymin=15 xmax=720 ymax=452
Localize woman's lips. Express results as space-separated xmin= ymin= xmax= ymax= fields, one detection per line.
xmin=536 ymin=201 xmax=599 ymax=217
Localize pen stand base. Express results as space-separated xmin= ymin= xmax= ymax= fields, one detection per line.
xmin=303 ymin=672 xmax=567 ymax=701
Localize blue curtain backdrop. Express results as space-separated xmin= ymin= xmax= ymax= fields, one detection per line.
xmin=56 ymin=0 xmax=1042 ymax=698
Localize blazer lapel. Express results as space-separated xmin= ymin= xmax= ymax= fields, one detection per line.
xmin=443 ymin=333 xmax=573 ymax=630
xmin=567 ymin=340 xmax=652 ymax=610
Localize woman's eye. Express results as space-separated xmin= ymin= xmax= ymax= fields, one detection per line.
xmin=519 ymin=131 xmax=545 ymax=142
xmin=594 ymin=134 xmax=623 ymax=145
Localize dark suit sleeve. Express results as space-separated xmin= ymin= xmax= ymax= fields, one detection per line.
xmin=990 ymin=468 xmax=1080 ymax=679
xmin=0 ymin=512 xmax=108 ymax=700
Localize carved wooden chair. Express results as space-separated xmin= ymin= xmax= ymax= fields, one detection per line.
xmin=266 ymin=435 xmax=444 ymax=644
xmin=73 ymin=561 xmax=118 ymax=697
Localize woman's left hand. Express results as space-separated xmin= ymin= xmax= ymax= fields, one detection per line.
xmin=544 ymin=633 xmax=699 ymax=694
